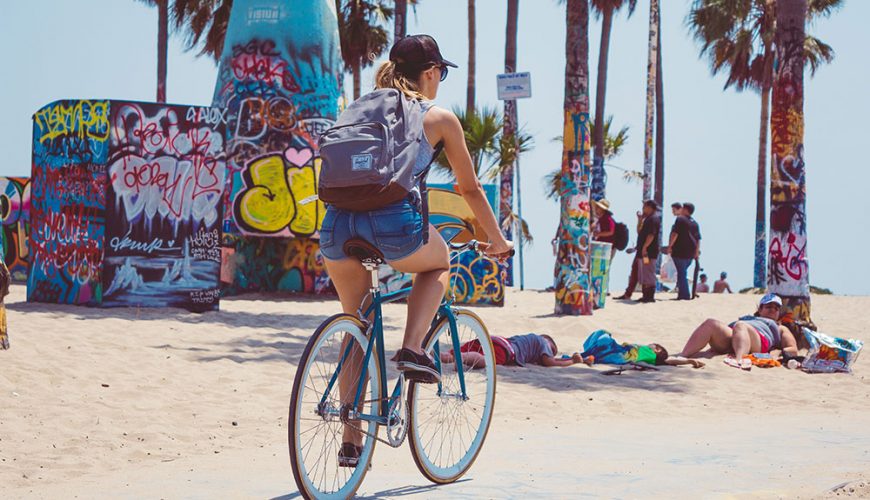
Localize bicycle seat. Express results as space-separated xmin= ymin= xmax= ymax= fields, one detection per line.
xmin=343 ymin=238 xmax=385 ymax=266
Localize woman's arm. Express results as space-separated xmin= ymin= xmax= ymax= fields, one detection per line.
xmin=663 ymin=357 xmax=705 ymax=368
xmin=779 ymin=325 xmax=799 ymax=357
xmin=540 ymin=353 xmax=585 ymax=367
xmin=428 ymin=107 xmax=512 ymax=255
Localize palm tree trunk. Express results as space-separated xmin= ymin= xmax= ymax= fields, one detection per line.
xmin=352 ymin=63 xmax=361 ymax=100
xmin=642 ymin=0 xmax=658 ymax=202
xmin=591 ymin=6 xmax=613 ymax=202
xmin=754 ymin=49 xmax=773 ymax=289
xmin=769 ymin=0 xmax=811 ymax=323
xmin=394 ymin=0 xmax=407 ymax=41
xmin=554 ymin=0 xmax=592 ymax=316
xmin=466 ymin=0 xmax=476 ymax=112
xmin=500 ymin=0 xmax=519 ymax=287
xmin=156 ymin=0 xmax=168 ymax=103
xmin=654 ymin=13 xmax=664 ymax=209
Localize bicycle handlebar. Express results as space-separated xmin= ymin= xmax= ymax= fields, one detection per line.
xmin=448 ymin=239 xmax=516 ymax=258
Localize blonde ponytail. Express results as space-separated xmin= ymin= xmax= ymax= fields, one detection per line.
xmin=375 ymin=61 xmax=427 ymax=101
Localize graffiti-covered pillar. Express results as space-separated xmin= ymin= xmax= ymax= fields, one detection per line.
xmin=213 ymin=0 xmax=341 ymax=294
xmin=768 ymin=0 xmax=811 ymax=323
xmin=642 ymin=0 xmax=658 ymax=202
xmin=554 ymin=0 xmax=593 ymax=316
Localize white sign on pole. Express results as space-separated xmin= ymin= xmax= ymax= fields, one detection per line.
xmin=497 ymin=72 xmax=532 ymax=100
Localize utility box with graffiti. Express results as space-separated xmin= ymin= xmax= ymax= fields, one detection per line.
xmin=29 ymin=99 xmax=227 ymax=312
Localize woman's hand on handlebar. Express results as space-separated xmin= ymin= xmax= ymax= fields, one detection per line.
xmin=483 ymin=239 xmax=514 ymax=261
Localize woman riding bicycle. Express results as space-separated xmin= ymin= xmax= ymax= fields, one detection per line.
xmin=320 ymin=34 xmax=513 ymax=385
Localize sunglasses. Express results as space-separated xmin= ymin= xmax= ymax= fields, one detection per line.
xmin=433 ymin=64 xmax=448 ymax=82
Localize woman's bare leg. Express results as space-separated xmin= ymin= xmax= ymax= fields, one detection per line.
xmin=730 ymin=322 xmax=762 ymax=360
xmin=324 ymin=256 xmax=371 ymax=447
xmin=679 ymin=319 xmax=733 ymax=357
xmin=388 ymin=224 xmax=450 ymax=354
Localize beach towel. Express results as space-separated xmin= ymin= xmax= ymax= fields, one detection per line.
xmin=802 ymin=328 xmax=863 ymax=374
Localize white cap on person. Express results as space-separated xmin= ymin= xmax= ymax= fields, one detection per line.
xmin=759 ymin=293 xmax=782 ymax=307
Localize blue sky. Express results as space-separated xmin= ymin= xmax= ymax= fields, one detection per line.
xmin=2 ymin=0 xmax=868 ymax=295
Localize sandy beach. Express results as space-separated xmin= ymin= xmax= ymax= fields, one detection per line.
xmin=2 ymin=284 xmax=869 ymax=499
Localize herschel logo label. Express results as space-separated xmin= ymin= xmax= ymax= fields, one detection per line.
xmin=351 ymin=154 xmax=374 ymax=171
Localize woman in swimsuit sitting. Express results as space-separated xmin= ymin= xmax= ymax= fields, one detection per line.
xmin=676 ymin=293 xmax=799 ymax=369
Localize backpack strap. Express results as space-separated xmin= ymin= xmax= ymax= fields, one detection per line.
xmin=416 ymin=140 xmax=444 ymax=245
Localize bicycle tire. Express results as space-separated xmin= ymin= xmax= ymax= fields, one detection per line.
xmin=407 ymin=309 xmax=496 ymax=483
xmin=289 ymin=314 xmax=381 ymax=499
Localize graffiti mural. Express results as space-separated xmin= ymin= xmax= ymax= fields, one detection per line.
xmin=102 ymin=102 xmax=226 ymax=311
xmin=642 ymin=0 xmax=659 ymax=202
xmin=768 ymin=3 xmax=811 ymax=323
xmin=0 ymin=177 xmax=31 ymax=281
xmin=213 ymin=0 xmax=341 ymax=238
xmin=221 ymin=235 xmax=332 ymax=295
xmin=29 ymin=100 xmax=109 ymax=305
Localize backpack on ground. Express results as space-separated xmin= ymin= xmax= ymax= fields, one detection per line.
xmin=318 ymin=88 xmax=441 ymax=212
xmin=613 ymin=222 xmax=629 ymax=251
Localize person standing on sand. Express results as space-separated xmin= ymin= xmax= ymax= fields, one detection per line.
xmin=635 ymin=200 xmax=661 ymax=303
xmin=667 ymin=202 xmax=701 ymax=300
xmin=617 ymin=202 xmax=653 ymax=300
xmin=714 ymin=272 xmax=733 ymax=293
xmin=592 ymin=198 xmax=617 ymax=260
xmin=670 ymin=202 xmax=682 ymax=217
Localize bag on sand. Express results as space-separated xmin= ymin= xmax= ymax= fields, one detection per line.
xmin=613 ymin=222 xmax=629 ymax=251
xmin=802 ymin=328 xmax=864 ymax=373
xmin=318 ymin=88 xmax=441 ymax=212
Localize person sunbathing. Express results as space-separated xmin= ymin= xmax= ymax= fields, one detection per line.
xmin=577 ymin=330 xmax=704 ymax=368
xmin=440 ymin=333 xmax=585 ymax=368
xmin=676 ymin=293 xmax=799 ymax=369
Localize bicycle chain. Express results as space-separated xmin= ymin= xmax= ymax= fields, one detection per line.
xmin=340 ymin=396 xmax=405 ymax=448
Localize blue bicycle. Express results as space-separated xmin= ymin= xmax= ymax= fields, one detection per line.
xmin=289 ymin=237 xmax=498 ymax=499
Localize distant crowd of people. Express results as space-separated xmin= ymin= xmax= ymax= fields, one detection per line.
xmin=590 ymin=198 xmax=734 ymax=302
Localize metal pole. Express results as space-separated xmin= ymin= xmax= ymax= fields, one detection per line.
xmin=516 ymin=136 xmax=524 ymax=290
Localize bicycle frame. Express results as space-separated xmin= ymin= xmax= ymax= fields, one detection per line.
xmin=318 ymin=275 xmax=470 ymax=427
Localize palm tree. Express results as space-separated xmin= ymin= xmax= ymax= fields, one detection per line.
xmin=553 ymin=0 xmax=593 ymax=315
xmin=769 ymin=0 xmax=811 ymax=323
xmin=169 ymin=0 xmax=233 ymax=63
xmin=336 ymin=1 xmax=393 ymax=99
xmin=430 ymin=106 xmax=534 ymax=244
xmin=544 ymin=117 xmax=629 ymax=200
xmin=590 ymin=0 xmax=636 ymax=201
xmin=687 ymin=0 xmax=840 ymax=289
xmin=500 ymin=0 xmax=519 ymax=285
xmin=136 ymin=0 xmax=170 ymax=102
xmin=641 ymin=0 xmax=658 ymax=202
xmin=467 ymin=0 xmax=476 ymax=112
xmin=654 ymin=15 xmax=664 ymax=210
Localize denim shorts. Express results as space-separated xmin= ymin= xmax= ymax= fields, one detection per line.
xmin=319 ymin=199 xmax=425 ymax=261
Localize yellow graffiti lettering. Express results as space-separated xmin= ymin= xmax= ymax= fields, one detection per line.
xmin=428 ymin=188 xmax=486 ymax=242
xmin=286 ymin=157 xmax=321 ymax=237
xmin=236 ymin=155 xmax=295 ymax=233
xmin=34 ymin=100 xmax=110 ymax=143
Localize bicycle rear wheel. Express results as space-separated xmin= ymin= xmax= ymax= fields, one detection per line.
xmin=289 ymin=314 xmax=381 ymax=499
xmin=407 ymin=309 xmax=496 ymax=483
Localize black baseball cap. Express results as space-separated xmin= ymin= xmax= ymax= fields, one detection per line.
xmin=389 ymin=34 xmax=458 ymax=75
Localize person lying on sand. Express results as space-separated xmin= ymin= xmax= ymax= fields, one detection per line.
xmin=576 ymin=330 xmax=704 ymax=368
xmin=440 ymin=333 xmax=585 ymax=368
xmin=676 ymin=293 xmax=799 ymax=370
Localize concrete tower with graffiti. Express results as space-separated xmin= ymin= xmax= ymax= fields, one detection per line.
xmin=768 ymin=0 xmax=811 ymax=322
xmin=212 ymin=0 xmax=342 ymax=294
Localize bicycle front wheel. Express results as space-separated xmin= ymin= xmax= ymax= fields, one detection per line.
xmin=289 ymin=314 xmax=381 ymax=499
xmin=407 ymin=309 xmax=496 ymax=483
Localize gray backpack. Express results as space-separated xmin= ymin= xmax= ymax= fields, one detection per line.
xmin=318 ymin=89 xmax=442 ymax=216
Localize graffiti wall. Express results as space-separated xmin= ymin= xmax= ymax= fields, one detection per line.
xmin=768 ymin=4 xmax=811 ymax=323
xmin=0 ymin=177 xmax=31 ymax=281
xmin=29 ymin=100 xmax=109 ymax=305
xmin=212 ymin=0 xmax=340 ymax=238
xmin=102 ymin=102 xmax=226 ymax=311
xmin=221 ymin=183 xmax=505 ymax=305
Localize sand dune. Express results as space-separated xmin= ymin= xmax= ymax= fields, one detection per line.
xmin=2 ymin=284 xmax=868 ymax=498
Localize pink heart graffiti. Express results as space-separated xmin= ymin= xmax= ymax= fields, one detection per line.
xmin=284 ymin=147 xmax=314 ymax=167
